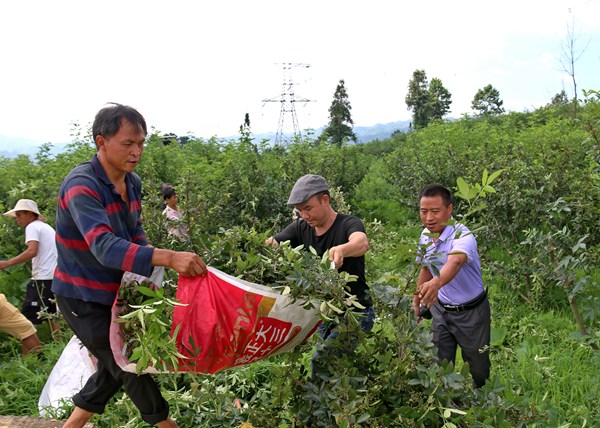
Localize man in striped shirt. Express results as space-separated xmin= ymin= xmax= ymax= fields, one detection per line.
xmin=52 ymin=103 xmax=206 ymax=428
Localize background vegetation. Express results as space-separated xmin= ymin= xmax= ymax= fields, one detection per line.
xmin=1 ymin=90 xmax=599 ymax=427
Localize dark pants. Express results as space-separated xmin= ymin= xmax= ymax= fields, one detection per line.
xmin=56 ymin=295 xmax=169 ymax=425
xmin=21 ymin=279 xmax=57 ymax=324
xmin=311 ymin=305 xmax=375 ymax=380
xmin=430 ymin=296 xmax=491 ymax=388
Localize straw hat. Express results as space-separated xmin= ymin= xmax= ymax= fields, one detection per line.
xmin=3 ymin=199 xmax=47 ymax=222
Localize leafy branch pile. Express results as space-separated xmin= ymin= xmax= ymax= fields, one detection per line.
xmin=114 ymin=279 xmax=186 ymax=373
xmin=114 ymin=227 xmax=363 ymax=374
xmin=206 ymin=227 xmax=366 ymax=317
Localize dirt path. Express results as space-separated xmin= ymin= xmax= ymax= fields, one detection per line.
xmin=0 ymin=416 xmax=95 ymax=428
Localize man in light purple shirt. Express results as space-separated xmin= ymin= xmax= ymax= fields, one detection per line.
xmin=412 ymin=184 xmax=490 ymax=388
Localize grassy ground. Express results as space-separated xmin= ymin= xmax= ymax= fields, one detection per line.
xmin=1 ymin=250 xmax=599 ymax=426
xmin=489 ymin=302 xmax=600 ymax=425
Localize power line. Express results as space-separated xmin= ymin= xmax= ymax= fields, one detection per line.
xmin=262 ymin=63 xmax=313 ymax=145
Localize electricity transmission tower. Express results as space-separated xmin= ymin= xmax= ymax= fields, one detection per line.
xmin=262 ymin=63 xmax=312 ymax=145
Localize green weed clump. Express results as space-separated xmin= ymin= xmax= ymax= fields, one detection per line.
xmin=1 ymin=98 xmax=599 ymax=426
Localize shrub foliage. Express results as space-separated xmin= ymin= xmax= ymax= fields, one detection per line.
xmin=1 ymin=95 xmax=599 ymax=427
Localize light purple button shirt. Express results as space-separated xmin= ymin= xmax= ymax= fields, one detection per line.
xmin=417 ymin=221 xmax=485 ymax=305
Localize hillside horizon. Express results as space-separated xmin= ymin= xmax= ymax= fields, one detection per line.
xmin=0 ymin=119 xmax=412 ymax=158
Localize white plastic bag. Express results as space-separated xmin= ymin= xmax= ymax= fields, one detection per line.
xmin=121 ymin=266 xmax=165 ymax=289
xmin=38 ymin=336 xmax=97 ymax=417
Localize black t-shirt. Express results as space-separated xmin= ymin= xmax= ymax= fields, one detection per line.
xmin=274 ymin=213 xmax=371 ymax=306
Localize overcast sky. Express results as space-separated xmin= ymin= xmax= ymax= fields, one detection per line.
xmin=1 ymin=0 xmax=599 ymax=152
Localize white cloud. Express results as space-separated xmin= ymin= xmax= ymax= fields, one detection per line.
xmin=0 ymin=0 xmax=598 ymax=149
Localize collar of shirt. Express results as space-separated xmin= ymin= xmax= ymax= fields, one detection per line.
xmin=90 ymin=154 xmax=112 ymax=187
xmin=90 ymin=154 xmax=136 ymax=200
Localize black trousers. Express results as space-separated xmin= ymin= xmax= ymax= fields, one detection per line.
xmin=56 ymin=295 xmax=169 ymax=425
xmin=21 ymin=279 xmax=57 ymax=324
xmin=430 ymin=296 xmax=491 ymax=388
xmin=310 ymin=305 xmax=375 ymax=380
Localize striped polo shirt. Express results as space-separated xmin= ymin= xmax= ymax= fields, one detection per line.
xmin=52 ymin=155 xmax=154 ymax=306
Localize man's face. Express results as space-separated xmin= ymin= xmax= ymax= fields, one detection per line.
xmin=97 ymin=119 xmax=146 ymax=175
xmin=165 ymin=193 xmax=178 ymax=207
xmin=15 ymin=211 xmax=36 ymax=228
xmin=419 ymin=195 xmax=452 ymax=235
xmin=295 ymin=194 xmax=328 ymax=228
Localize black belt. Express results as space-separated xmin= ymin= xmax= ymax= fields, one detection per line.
xmin=440 ymin=290 xmax=487 ymax=312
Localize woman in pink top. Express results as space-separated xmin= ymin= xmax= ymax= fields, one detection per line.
xmin=162 ymin=186 xmax=188 ymax=238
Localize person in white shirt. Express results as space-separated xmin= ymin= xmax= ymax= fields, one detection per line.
xmin=1 ymin=199 xmax=60 ymax=338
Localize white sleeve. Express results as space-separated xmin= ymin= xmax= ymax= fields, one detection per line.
xmin=25 ymin=221 xmax=42 ymax=244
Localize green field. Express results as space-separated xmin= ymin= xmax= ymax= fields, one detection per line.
xmin=1 ymin=94 xmax=599 ymax=427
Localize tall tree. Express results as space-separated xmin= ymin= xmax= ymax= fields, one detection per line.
xmin=405 ymin=70 xmax=431 ymax=129
xmin=471 ymin=84 xmax=505 ymax=116
xmin=549 ymin=90 xmax=569 ymax=108
xmin=322 ymin=79 xmax=357 ymax=146
xmin=429 ymin=78 xmax=452 ymax=120
xmin=239 ymin=112 xmax=251 ymax=133
xmin=560 ymin=17 xmax=588 ymax=118
xmin=405 ymin=70 xmax=452 ymax=129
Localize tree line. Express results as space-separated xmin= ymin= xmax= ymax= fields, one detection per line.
xmin=316 ymin=70 xmax=511 ymax=146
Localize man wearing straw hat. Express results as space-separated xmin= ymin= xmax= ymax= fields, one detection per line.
xmin=1 ymin=198 xmax=60 ymax=338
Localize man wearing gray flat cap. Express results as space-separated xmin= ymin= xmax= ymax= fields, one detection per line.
xmin=266 ymin=174 xmax=374 ymax=379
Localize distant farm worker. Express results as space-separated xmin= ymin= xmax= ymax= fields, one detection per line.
xmin=265 ymin=174 xmax=374 ymax=379
xmin=1 ymin=199 xmax=60 ymax=338
xmin=159 ymin=182 xmax=173 ymax=210
xmin=412 ymin=184 xmax=490 ymax=388
xmin=0 ymin=292 xmax=42 ymax=355
xmin=52 ymin=103 xmax=207 ymax=428
xmin=162 ymin=185 xmax=188 ymax=239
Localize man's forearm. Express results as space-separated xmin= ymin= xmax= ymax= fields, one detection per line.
xmin=0 ymin=249 xmax=36 ymax=269
xmin=339 ymin=232 xmax=369 ymax=258
xmin=436 ymin=255 xmax=466 ymax=288
xmin=417 ymin=267 xmax=433 ymax=287
xmin=151 ymin=248 xmax=175 ymax=269
xmin=151 ymin=248 xmax=207 ymax=277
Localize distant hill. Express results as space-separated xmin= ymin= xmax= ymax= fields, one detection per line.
xmin=0 ymin=135 xmax=44 ymax=158
xmin=0 ymin=135 xmax=71 ymax=158
xmin=0 ymin=120 xmax=412 ymax=158
xmin=353 ymin=120 xmax=411 ymax=143
xmin=248 ymin=120 xmax=411 ymax=145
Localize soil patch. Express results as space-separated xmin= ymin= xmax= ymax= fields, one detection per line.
xmin=0 ymin=416 xmax=95 ymax=428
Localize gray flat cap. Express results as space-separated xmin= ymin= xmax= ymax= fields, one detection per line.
xmin=287 ymin=174 xmax=329 ymax=205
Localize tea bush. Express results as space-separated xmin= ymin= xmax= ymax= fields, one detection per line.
xmin=1 ymin=99 xmax=599 ymax=426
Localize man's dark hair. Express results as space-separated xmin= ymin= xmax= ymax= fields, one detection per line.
xmin=313 ymin=190 xmax=331 ymax=204
xmin=92 ymin=103 xmax=147 ymax=145
xmin=162 ymin=186 xmax=176 ymax=200
xmin=418 ymin=184 xmax=453 ymax=207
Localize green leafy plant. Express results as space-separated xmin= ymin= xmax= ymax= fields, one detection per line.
xmin=519 ymin=226 xmax=598 ymax=344
xmin=455 ymin=168 xmax=504 ymax=223
xmin=115 ymin=279 xmax=187 ymax=373
xmin=2 ymin=102 xmax=599 ymax=426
